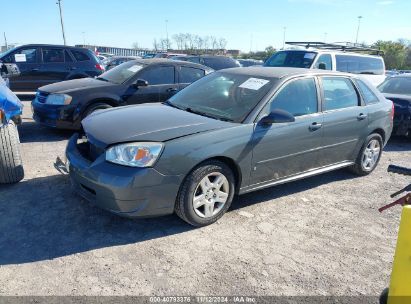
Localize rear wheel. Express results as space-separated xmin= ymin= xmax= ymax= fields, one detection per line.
xmin=349 ymin=133 xmax=383 ymax=176
xmin=175 ymin=160 xmax=235 ymax=227
xmin=0 ymin=121 xmax=24 ymax=183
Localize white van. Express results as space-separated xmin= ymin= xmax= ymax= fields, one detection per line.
xmin=264 ymin=45 xmax=386 ymax=87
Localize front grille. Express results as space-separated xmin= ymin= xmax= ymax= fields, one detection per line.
xmin=76 ymin=136 xmax=105 ymax=162
xmin=37 ymin=91 xmax=49 ymax=103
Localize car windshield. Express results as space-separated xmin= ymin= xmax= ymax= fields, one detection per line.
xmin=97 ymin=61 xmax=144 ymax=84
xmin=264 ymin=51 xmax=317 ymax=68
xmin=166 ymin=72 xmax=274 ymax=123
xmin=378 ymin=77 xmax=411 ymax=95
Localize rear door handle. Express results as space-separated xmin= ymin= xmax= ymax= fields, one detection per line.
xmin=166 ymin=88 xmax=178 ymax=93
xmin=31 ymin=68 xmax=39 ymax=72
xmin=357 ymin=113 xmax=368 ymax=120
xmin=309 ymin=122 xmax=322 ymax=131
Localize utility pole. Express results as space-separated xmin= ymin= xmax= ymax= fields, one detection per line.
xmin=3 ymin=32 xmax=8 ymax=50
xmin=56 ymin=0 xmax=67 ymax=45
xmin=165 ymin=19 xmax=169 ymax=50
xmin=82 ymin=31 xmax=86 ymax=46
xmin=355 ymin=16 xmax=363 ymax=45
xmin=324 ymin=32 xmax=327 ymax=43
xmin=250 ymin=34 xmax=253 ymax=53
xmin=282 ymin=27 xmax=287 ymax=49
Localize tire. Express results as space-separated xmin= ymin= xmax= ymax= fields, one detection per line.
xmin=349 ymin=133 xmax=383 ymax=176
xmin=175 ymin=160 xmax=235 ymax=227
xmin=0 ymin=121 xmax=24 ymax=183
xmin=83 ymin=102 xmax=112 ymax=119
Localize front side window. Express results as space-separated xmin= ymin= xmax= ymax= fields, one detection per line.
xmin=97 ymin=61 xmax=145 ymax=84
xmin=180 ymin=67 xmax=205 ymax=83
xmin=322 ymin=77 xmax=359 ymax=111
xmin=42 ymin=48 xmax=64 ymax=63
xmin=264 ymin=51 xmax=317 ymax=68
xmin=355 ymin=79 xmax=379 ymax=104
xmin=315 ymin=54 xmax=332 ymax=70
xmin=168 ymin=72 xmax=274 ymax=122
xmin=335 ymin=55 xmax=384 ymax=75
xmin=267 ymin=78 xmax=318 ymax=117
xmin=139 ymin=66 xmax=175 ymax=85
xmin=2 ymin=48 xmax=38 ymax=63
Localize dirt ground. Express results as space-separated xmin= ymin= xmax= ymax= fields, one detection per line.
xmin=1 ymin=99 xmax=410 ymax=296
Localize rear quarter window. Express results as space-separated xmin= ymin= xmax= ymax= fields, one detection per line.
xmin=355 ymin=79 xmax=380 ymax=104
xmin=71 ymin=50 xmax=90 ymax=62
xmin=336 ymin=55 xmax=384 ymax=75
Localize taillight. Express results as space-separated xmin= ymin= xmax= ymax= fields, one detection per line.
xmin=95 ymin=64 xmax=105 ymax=71
xmin=391 ymin=101 xmax=395 ymax=121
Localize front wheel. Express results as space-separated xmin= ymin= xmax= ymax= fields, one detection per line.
xmin=175 ymin=160 xmax=235 ymax=227
xmin=349 ymin=133 xmax=383 ymax=176
xmin=0 ymin=121 xmax=24 ymax=183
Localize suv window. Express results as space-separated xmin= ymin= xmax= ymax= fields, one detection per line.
xmin=180 ymin=67 xmax=205 ymax=83
xmin=42 ymin=48 xmax=64 ymax=63
xmin=202 ymin=57 xmax=240 ymax=70
xmin=268 ymin=78 xmax=318 ymax=117
xmin=335 ymin=55 xmax=384 ymax=75
xmin=3 ymin=48 xmax=38 ymax=63
xmin=355 ymin=79 xmax=379 ymax=104
xmin=315 ymin=54 xmax=332 ymax=70
xmin=186 ymin=57 xmax=200 ymax=64
xmin=65 ymin=50 xmax=73 ymax=62
xmin=139 ymin=66 xmax=175 ymax=85
xmin=322 ymin=77 xmax=359 ymax=111
xmin=71 ymin=50 xmax=90 ymax=62
xmin=265 ymin=51 xmax=317 ymax=68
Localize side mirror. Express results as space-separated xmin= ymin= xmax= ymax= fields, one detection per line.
xmin=0 ymin=63 xmax=20 ymax=79
xmin=318 ymin=62 xmax=327 ymax=70
xmin=132 ymin=79 xmax=149 ymax=88
xmin=259 ymin=109 xmax=295 ymax=125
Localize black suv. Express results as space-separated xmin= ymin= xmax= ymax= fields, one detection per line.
xmin=0 ymin=44 xmax=104 ymax=91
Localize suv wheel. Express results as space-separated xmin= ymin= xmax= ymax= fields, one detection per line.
xmin=175 ymin=160 xmax=235 ymax=227
xmin=349 ymin=133 xmax=383 ymax=176
xmin=0 ymin=121 xmax=24 ymax=183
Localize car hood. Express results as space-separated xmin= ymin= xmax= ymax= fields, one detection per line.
xmin=39 ymin=77 xmax=114 ymax=94
xmin=82 ymin=103 xmax=235 ymax=148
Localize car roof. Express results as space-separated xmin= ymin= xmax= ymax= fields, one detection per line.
xmin=129 ymin=58 xmax=213 ymax=70
xmin=12 ymin=44 xmax=91 ymax=51
xmin=221 ymin=67 xmax=354 ymax=79
xmin=389 ymin=73 xmax=411 ymax=78
xmin=278 ymin=49 xmax=383 ymax=59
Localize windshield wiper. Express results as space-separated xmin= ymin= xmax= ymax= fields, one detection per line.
xmin=163 ymin=100 xmax=185 ymax=110
xmin=96 ymin=77 xmax=110 ymax=82
xmin=185 ymin=107 xmax=234 ymax=122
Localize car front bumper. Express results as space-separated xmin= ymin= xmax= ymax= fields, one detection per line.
xmin=31 ymin=98 xmax=80 ymax=130
xmin=66 ymin=134 xmax=182 ymax=218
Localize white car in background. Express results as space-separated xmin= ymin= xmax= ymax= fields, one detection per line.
xmin=264 ymin=42 xmax=386 ymax=87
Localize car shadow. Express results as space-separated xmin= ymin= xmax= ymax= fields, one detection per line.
xmin=384 ymin=136 xmax=411 ymax=152
xmin=0 ymin=174 xmax=193 ymax=265
xmin=18 ymin=120 xmax=75 ymax=143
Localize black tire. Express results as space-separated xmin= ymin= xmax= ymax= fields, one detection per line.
xmin=175 ymin=160 xmax=235 ymax=227
xmin=0 ymin=121 xmax=24 ymax=183
xmin=349 ymin=133 xmax=383 ymax=176
xmin=83 ymin=102 xmax=112 ymax=119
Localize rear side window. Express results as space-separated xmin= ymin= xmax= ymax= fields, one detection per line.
xmin=315 ymin=54 xmax=332 ymax=70
xmin=42 ymin=48 xmax=64 ymax=63
xmin=336 ymin=55 xmax=384 ymax=75
xmin=65 ymin=50 xmax=73 ymax=62
xmin=71 ymin=50 xmax=90 ymax=61
xmin=180 ymin=67 xmax=205 ymax=83
xmin=139 ymin=66 xmax=175 ymax=85
xmin=322 ymin=77 xmax=359 ymax=111
xmin=269 ymin=78 xmax=318 ymax=117
xmin=186 ymin=57 xmax=200 ymax=64
xmin=355 ymin=79 xmax=379 ymax=104
xmin=202 ymin=58 xmax=239 ymax=70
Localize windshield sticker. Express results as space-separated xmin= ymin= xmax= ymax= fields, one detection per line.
xmin=239 ymin=78 xmax=269 ymax=90
xmin=127 ymin=65 xmax=143 ymax=73
xmin=304 ymin=53 xmax=315 ymax=60
xmin=14 ymin=54 xmax=27 ymax=62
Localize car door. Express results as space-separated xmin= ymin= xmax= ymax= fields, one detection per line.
xmin=125 ymin=65 xmax=178 ymax=105
xmin=318 ymin=76 xmax=369 ymax=166
xmin=250 ymin=76 xmax=324 ymax=185
xmin=1 ymin=47 xmax=41 ymax=91
xmin=38 ymin=47 xmax=71 ymax=86
xmin=178 ymin=66 xmax=206 ymax=90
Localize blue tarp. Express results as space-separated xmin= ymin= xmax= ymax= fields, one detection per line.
xmin=0 ymin=76 xmax=23 ymax=122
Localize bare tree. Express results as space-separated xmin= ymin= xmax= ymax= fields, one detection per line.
xmin=132 ymin=42 xmax=140 ymax=49
xmin=210 ymin=36 xmax=218 ymax=51
xmin=218 ymin=38 xmax=227 ymax=50
xmin=173 ymin=33 xmax=184 ymax=50
xmin=153 ymin=39 xmax=160 ymax=51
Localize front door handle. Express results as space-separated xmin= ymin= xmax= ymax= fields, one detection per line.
xmin=31 ymin=68 xmax=39 ymax=72
xmin=309 ymin=122 xmax=322 ymax=131
xmin=357 ymin=113 xmax=368 ymax=120
xmin=166 ymin=88 xmax=178 ymax=93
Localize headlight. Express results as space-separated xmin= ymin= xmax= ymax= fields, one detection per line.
xmin=45 ymin=94 xmax=72 ymax=105
xmin=106 ymin=142 xmax=163 ymax=167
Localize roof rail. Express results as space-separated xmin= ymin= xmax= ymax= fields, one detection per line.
xmin=285 ymin=41 xmax=384 ymax=55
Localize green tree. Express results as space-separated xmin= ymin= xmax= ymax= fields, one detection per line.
xmin=372 ymin=40 xmax=409 ymax=70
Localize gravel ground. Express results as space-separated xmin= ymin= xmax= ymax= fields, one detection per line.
xmin=0 ymin=99 xmax=410 ymax=296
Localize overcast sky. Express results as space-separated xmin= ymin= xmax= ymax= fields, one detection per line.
xmin=2 ymin=0 xmax=410 ymax=52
